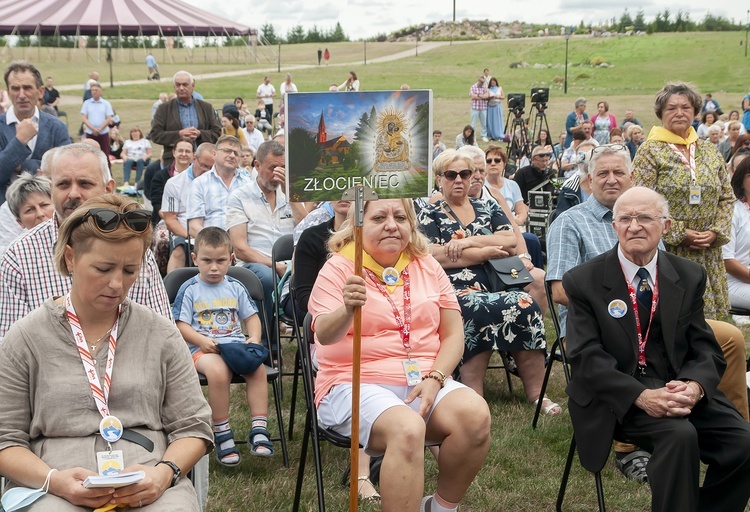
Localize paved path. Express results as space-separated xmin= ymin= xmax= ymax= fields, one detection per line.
xmin=56 ymin=41 xmax=449 ymax=92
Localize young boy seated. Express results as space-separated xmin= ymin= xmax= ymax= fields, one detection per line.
xmin=254 ymin=99 xmax=273 ymax=137
xmin=173 ymin=227 xmax=273 ymax=465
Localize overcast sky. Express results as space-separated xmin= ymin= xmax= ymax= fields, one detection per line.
xmin=184 ymin=0 xmax=748 ymax=40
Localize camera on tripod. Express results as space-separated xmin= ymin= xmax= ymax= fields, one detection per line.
xmin=507 ymin=93 xmax=525 ymax=116
xmin=530 ymin=87 xmax=549 ymax=105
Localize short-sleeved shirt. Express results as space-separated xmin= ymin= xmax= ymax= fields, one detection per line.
xmin=225 ymin=179 xmax=296 ymax=261
xmin=256 ymin=83 xmax=276 ymax=106
xmin=187 ymin=168 xmax=253 ymax=228
xmin=123 ymin=139 xmax=152 ymax=160
xmin=482 ymin=180 xmax=523 ymax=213
xmin=172 ymin=275 xmax=258 ymax=354
xmin=470 ymin=83 xmax=488 ymax=111
xmin=80 ymin=97 xmax=114 ymax=135
xmin=722 ymin=201 xmax=750 ymax=288
xmin=146 ymin=55 xmax=156 ymax=67
xmin=308 ymin=254 xmax=460 ymax=406
xmin=546 ymin=197 xmax=618 ymax=336
xmin=43 ymin=87 xmax=60 ymax=107
xmin=161 ymin=166 xmax=194 ymax=230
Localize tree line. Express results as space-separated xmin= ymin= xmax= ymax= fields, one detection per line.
xmin=605 ymin=9 xmax=745 ymax=34
xmin=260 ymin=22 xmax=348 ymax=45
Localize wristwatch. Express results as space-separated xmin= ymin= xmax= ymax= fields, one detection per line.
xmin=156 ymin=460 xmax=181 ymax=488
xmin=518 ymin=253 xmax=532 ymax=260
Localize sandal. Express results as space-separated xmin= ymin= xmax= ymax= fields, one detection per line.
xmin=248 ymin=426 xmax=275 ymax=457
xmin=357 ymin=476 xmax=381 ymax=503
xmin=214 ymin=430 xmax=241 ymax=466
xmin=532 ymin=397 xmax=562 ymax=416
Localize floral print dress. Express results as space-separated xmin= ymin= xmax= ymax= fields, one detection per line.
xmin=418 ymin=198 xmax=546 ymax=361
xmin=633 ymin=138 xmax=733 ymax=318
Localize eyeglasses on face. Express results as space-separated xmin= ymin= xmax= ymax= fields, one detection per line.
xmin=614 ymin=213 xmax=666 ymax=226
xmin=77 ymin=208 xmax=152 ymax=233
xmin=440 ymin=169 xmax=472 ymax=181
xmin=217 ymin=147 xmax=241 ymax=157
xmin=533 ymin=153 xmax=552 ymax=159
xmin=485 ymin=158 xmax=504 ymax=164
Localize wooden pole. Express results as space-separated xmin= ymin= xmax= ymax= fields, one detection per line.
xmin=349 ymin=186 xmax=364 ymax=511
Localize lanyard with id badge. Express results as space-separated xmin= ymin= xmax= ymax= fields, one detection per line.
xmin=365 ymin=266 xmax=421 ymax=386
xmin=65 ymin=295 xmax=126 ymax=476
xmin=668 ymin=142 xmax=700 ymax=204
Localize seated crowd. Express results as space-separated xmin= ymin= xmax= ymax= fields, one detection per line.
xmin=0 ymin=59 xmax=749 ymax=512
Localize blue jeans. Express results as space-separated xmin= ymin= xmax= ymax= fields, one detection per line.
xmin=470 ymin=109 xmax=488 ymax=138
xmin=242 ymin=262 xmax=276 ymax=347
xmin=123 ymin=159 xmax=147 ymax=183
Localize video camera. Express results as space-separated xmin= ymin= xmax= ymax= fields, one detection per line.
xmin=507 ymin=93 xmax=526 ymax=113
xmin=530 ymin=87 xmax=549 ymax=105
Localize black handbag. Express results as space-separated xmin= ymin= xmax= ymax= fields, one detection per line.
xmin=441 ymin=201 xmax=534 ymax=292
xmin=485 ymin=256 xmax=534 ymax=291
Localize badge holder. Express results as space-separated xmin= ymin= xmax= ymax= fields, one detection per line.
xmin=97 ymin=415 xmax=125 ymax=475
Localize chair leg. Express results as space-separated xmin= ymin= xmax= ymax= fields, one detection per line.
xmin=288 ymin=349 xmax=301 ymax=440
xmin=556 ymin=435 xmax=577 ymax=512
xmin=594 ymin=471 xmax=606 ymax=512
xmin=292 ymin=409 xmax=311 ymax=512
xmin=271 ymin=378 xmax=290 ymax=467
xmin=533 ymin=338 xmax=559 ymax=429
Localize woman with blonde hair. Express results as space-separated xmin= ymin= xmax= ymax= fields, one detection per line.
xmin=0 ymin=194 xmax=212 ymax=511
xmin=309 ymin=198 xmax=490 ymax=511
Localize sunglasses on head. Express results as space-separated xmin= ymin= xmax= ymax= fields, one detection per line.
xmin=440 ymin=169 xmax=472 ymax=181
xmin=77 ymin=208 xmax=152 ymax=233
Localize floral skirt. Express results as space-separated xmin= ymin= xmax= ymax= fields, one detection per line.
xmin=457 ymin=288 xmax=546 ymax=361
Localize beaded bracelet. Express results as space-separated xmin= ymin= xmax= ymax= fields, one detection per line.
xmin=422 ymin=369 xmax=446 ymax=388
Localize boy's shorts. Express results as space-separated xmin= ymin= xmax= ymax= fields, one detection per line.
xmin=317 ymin=379 xmax=466 ymax=456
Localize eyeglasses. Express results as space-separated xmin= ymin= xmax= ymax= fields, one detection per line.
xmin=440 ymin=169 xmax=472 ymax=181
xmin=486 ymin=158 xmax=504 ymax=164
xmin=533 ymin=153 xmax=552 ymax=159
xmin=614 ymin=214 xmax=666 ymax=226
xmin=743 ymin=140 xmax=750 ymax=146
xmin=217 ymin=147 xmax=241 ymax=157
xmin=590 ymin=144 xmax=628 ymax=158
xmin=77 ymin=208 xmax=152 ymax=233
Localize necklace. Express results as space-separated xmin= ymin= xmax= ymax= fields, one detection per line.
xmin=88 ymin=329 xmax=112 ymax=355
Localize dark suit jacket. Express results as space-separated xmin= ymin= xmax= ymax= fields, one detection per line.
xmin=0 ymin=111 xmax=71 ymax=203
xmin=150 ymin=98 xmax=220 ymax=166
xmin=562 ymin=246 xmax=726 ymax=472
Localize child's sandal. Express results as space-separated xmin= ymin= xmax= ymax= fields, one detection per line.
xmin=214 ymin=430 xmax=241 ymax=466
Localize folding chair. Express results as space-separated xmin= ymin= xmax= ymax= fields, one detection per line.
xmin=532 ymin=280 xmax=571 ymax=429
xmin=163 ymin=266 xmax=289 ymax=467
xmin=292 ymin=313 xmax=354 ymax=512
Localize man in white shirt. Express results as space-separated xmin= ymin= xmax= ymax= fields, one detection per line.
xmin=162 ymin=142 xmax=215 ymax=272
xmin=256 ymin=76 xmax=276 ymax=119
xmin=80 ymin=82 xmax=114 ymax=161
xmin=243 ymin=116 xmax=265 ymax=153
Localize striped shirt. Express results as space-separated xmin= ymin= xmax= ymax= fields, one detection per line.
xmin=0 ymin=214 xmax=171 ymax=341
xmin=187 ymin=168 xmax=253 ymax=229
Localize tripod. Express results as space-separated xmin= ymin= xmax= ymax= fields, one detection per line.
xmin=504 ymin=108 xmax=530 ymax=175
xmin=527 ymin=102 xmax=562 ymax=176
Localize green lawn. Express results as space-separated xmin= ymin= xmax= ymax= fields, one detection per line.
xmin=10 ymin=31 xmax=748 ymax=510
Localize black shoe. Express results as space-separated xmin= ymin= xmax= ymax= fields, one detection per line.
xmin=614 ymin=450 xmax=649 ymax=483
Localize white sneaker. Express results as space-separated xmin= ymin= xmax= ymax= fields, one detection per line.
xmin=482 ymin=137 xmax=489 ymax=142
xmin=732 ymin=314 xmax=750 ymax=326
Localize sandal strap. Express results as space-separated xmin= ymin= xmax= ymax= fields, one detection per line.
xmin=249 ymin=426 xmax=274 ymax=450
xmin=214 ymin=429 xmax=235 ymax=445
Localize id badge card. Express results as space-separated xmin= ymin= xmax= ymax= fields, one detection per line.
xmin=689 ymin=185 xmax=701 ymax=205
xmin=402 ymin=359 xmax=422 ymax=386
xmin=97 ymin=449 xmax=125 ymax=476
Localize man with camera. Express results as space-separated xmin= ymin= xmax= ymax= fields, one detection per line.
xmin=470 ymin=76 xmax=490 ymax=143
xmin=513 ymin=145 xmax=556 ymax=203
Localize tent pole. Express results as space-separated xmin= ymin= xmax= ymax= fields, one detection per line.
xmin=97 ymin=25 xmax=101 ymax=63
xmin=36 ymin=25 xmax=40 ymax=62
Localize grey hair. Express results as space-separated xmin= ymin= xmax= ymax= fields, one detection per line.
xmin=574 ymin=97 xmax=587 ymax=108
xmin=52 ymin=143 xmax=112 ymax=184
xmin=39 ymin=147 xmax=59 ymax=178
xmin=172 ymin=70 xmax=195 ymax=85
xmin=587 ymin=144 xmax=632 ymax=178
xmin=195 ymin=142 xmax=215 ymax=158
xmin=457 ymin=145 xmax=486 ymax=162
xmin=653 ymin=81 xmax=702 ymax=120
xmin=613 ymin=186 xmax=670 ymax=219
xmin=6 ymin=174 xmax=52 ymax=219
xmin=256 ymin=140 xmax=285 ymax=164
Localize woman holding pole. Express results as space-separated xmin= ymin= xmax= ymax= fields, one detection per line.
xmin=308 ymin=198 xmax=491 ymax=512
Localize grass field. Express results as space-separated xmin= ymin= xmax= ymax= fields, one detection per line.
xmin=5 ymin=31 xmax=748 ymax=510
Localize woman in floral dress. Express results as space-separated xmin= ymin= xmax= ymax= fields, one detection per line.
xmin=418 ymin=149 xmax=559 ymax=415
xmin=633 ymin=82 xmax=733 ymax=318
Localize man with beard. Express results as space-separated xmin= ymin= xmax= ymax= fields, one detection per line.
xmin=0 ymin=143 xmax=170 ymax=340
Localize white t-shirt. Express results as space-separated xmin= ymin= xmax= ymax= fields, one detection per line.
xmin=123 ymin=139 xmax=152 ymax=160
xmin=257 ymin=83 xmax=276 ymax=106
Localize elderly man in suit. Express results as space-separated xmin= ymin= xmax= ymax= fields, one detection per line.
xmin=150 ymin=70 xmax=221 ymax=168
xmin=563 ymin=186 xmax=750 ymax=512
xmin=0 ymin=61 xmax=71 ymax=204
